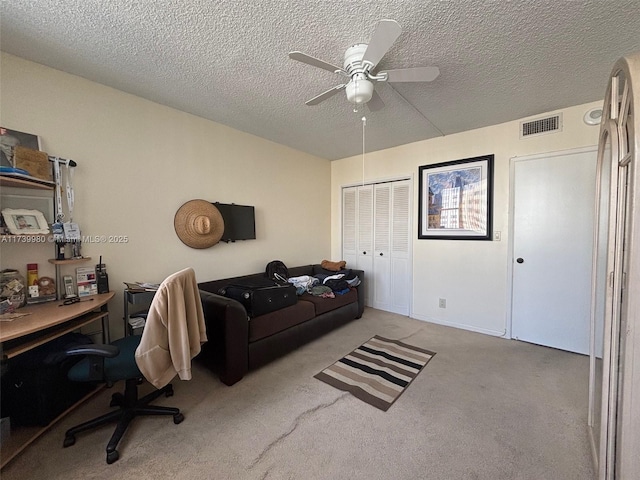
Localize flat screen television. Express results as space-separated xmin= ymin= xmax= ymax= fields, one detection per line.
xmin=213 ymin=202 xmax=256 ymax=242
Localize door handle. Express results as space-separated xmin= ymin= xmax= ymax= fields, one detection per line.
xmin=379 ymin=252 xmax=383 ymax=256
xmin=362 ymin=251 xmax=367 ymax=255
xmin=516 ymin=258 xmax=524 ymax=264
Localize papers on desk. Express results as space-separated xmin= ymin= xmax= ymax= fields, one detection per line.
xmin=124 ymin=282 xmax=160 ymax=292
xmin=0 ymin=312 xmax=32 ymax=321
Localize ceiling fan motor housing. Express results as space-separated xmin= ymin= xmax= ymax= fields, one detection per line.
xmin=344 ymin=43 xmax=368 ymax=73
xmin=344 ymin=44 xmax=374 ymax=104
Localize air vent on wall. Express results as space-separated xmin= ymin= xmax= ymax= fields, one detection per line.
xmin=520 ymin=114 xmax=562 ymax=138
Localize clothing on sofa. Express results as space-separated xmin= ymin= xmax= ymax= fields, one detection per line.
xmin=287 ymin=275 xmax=319 ymax=294
xmin=310 ymin=285 xmax=334 ymax=297
xmin=135 ymin=267 xmax=207 ymax=389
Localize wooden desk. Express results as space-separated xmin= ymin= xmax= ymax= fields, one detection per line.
xmin=0 ymin=291 xmax=115 ymax=468
xmin=0 ymin=292 xmax=114 ymax=359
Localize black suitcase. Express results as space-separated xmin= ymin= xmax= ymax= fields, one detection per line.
xmin=219 ymin=279 xmax=296 ymax=317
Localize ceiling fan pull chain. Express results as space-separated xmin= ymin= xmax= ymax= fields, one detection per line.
xmin=362 ymin=116 xmax=366 ymax=186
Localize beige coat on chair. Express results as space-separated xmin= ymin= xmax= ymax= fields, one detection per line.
xmin=135 ymin=267 xmax=207 ymax=389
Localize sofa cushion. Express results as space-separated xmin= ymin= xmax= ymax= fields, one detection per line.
xmin=299 ymin=288 xmax=358 ymax=315
xmin=249 ymin=300 xmax=316 ymax=342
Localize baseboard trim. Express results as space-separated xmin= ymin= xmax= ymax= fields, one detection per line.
xmin=411 ymin=313 xmax=506 ymax=337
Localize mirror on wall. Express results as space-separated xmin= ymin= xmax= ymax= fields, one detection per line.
xmin=589 ymin=126 xmax=613 ymax=462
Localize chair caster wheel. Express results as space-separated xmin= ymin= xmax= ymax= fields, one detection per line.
xmin=173 ymin=413 xmax=184 ymax=424
xmin=63 ymin=435 xmax=75 ymax=448
xmin=110 ymin=393 xmax=124 ymax=407
xmin=106 ymin=450 xmax=119 ymax=464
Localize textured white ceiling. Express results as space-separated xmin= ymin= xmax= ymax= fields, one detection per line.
xmin=1 ymin=1 xmax=639 ymax=160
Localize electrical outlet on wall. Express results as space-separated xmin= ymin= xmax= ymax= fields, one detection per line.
xmin=439 ymin=298 xmax=446 ymax=308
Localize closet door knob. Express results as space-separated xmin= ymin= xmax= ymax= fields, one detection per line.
xmin=516 ymin=257 xmax=524 ymax=264
xmin=362 ymin=251 xmax=367 ymax=255
xmin=379 ymin=252 xmax=383 ymax=256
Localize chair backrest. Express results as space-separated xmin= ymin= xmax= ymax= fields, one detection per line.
xmin=135 ymin=267 xmax=207 ymax=389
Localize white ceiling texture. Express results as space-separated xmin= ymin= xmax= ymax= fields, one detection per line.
xmin=1 ymin=1 xmax=640 ymax=160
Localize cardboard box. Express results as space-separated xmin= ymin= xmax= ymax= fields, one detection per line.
xmin=13 ymin=146 xmax=51 ymax=181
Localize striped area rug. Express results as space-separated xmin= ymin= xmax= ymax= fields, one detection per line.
xmin=314 ymin=335 xmax=436 ymax=411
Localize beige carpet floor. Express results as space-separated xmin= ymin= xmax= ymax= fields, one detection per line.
xmin=1 ymin=308 xmax=595 ymax=480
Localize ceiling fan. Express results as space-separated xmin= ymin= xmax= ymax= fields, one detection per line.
xmin=289 ymin=19 xmax=440 ymax=112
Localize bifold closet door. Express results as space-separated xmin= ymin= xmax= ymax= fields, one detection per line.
xmin=342 ymin=185 xmax=373 ymax=306
xmin=342 ymin=180 xmax=411 ymax=315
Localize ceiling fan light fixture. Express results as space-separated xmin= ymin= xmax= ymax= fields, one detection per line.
xmin=346 ymin=75 xmax=374 ymax=104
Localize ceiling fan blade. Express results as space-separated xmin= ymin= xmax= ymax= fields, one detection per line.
xmin=361 ymin=19 xmax=402 ymax=70
xmin=306 ymin=84 xmax=347 ymax=105
xmin=289 ymin=51 xmax=344 ymax=74
xmin=367 ymin=89 xmax=385 ymax=112
xmin=382 ymin=66 xmax=440 ymax=83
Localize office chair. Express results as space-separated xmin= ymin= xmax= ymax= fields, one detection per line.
xmin=63 ymin=267 xmax=207 ymax=464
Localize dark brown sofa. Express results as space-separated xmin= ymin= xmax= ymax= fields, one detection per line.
xmin=197 ymin=265 xmax=365 ymax=386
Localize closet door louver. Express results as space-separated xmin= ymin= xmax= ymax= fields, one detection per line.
xmin=357 ymin=185 xmax=374 ymax=306
xmin=358 ymin=186 xmax=373 ymax=254
xmin=374 ymin=184 xmax=392 ymax=310
xmin=391 ymin=181 xmax=411 ymax=314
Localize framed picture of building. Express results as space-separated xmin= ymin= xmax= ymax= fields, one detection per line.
xmin=418 ymin=154 xmax=494 ymax=240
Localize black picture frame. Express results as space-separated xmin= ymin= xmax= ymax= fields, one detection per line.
xmin=418 ymin=154 xmax=494 ymax=240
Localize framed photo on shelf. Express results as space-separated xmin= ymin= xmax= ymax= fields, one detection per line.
xmin=1 ymin=208 xmax=50 ymax=235
xmin=0 ymin=194 xmax=54 ymax=223
xmin=418 ymin=154 xmax=494 ymax=240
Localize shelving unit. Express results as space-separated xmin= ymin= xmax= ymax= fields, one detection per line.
xmin=0 ymin=162 xmax=109 ymax=469
xmin=123 ymin=289 xmax=156 ymax=336
xmin=0 ymin=175 xmax=53 ymax=239
xmin=0 ymin=175 xmax=54 ymax=190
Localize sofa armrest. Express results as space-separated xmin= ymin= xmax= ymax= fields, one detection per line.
xmin=199 ymin=290 xmax=249 ymax=386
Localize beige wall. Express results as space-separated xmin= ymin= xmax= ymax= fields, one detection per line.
xmin=0 ymin=52 xmax=605 ymax=340
xmin=331 ymin=101 xmax=603 ymax=336
xmin=1 ymin=53 xmax=331 ymax=337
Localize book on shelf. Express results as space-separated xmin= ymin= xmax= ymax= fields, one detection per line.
xmin=123 ymin=282 xmax=160 ymax=292
xmin=76 ymin=266 xmax=97 ymax=297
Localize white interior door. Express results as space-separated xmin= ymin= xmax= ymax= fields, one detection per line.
xmin=511 ymin=148 xmax=597 ymax=354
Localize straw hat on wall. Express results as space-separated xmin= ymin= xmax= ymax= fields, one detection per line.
xmin=174 ymin=199 xmax=224 ymax=249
